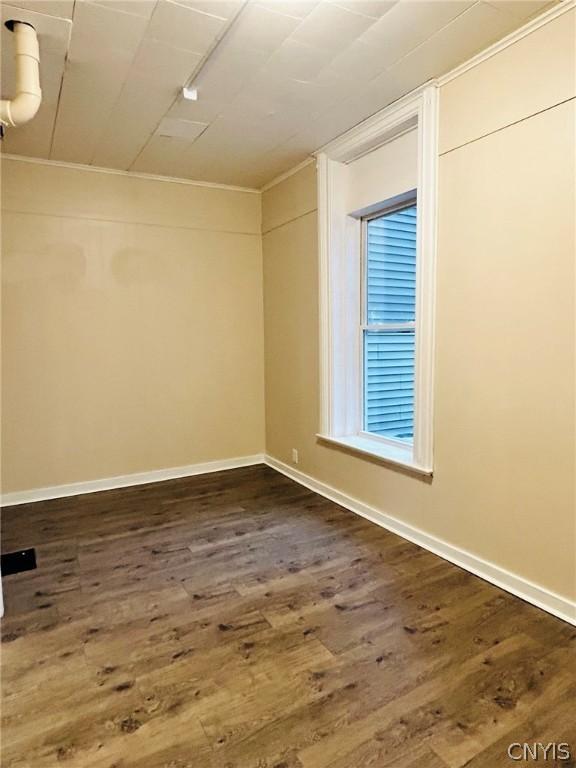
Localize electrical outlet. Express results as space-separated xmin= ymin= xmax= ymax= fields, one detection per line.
xmin=291 ymin=448 xmax=299 ymax=464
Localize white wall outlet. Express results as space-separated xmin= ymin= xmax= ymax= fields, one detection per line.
xmin=291 ymin=448 xmax=299 ymax=464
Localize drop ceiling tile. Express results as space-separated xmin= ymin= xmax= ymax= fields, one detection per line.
xmin=171 ymin=114 xmax=302 ymax=182
xmin=146 ymin=0 xmax=227 ymax=52
xmin=85 ymin=0 xmax=159 ymax=18
xmin=130 ymin=134 xmax=191 ymax=175
xmin=311 ymin=64 xmax=362 ymax=109
xmin=249 ymin=69 xmax=343 ymax=116
xmin=255 ymin=143 xmax=313 ymax=185
xmin=177 ymin=143 xmax=267 ymax=185
xmin=486 ymin=0 xmax=555 ymax=19
xmin=221 ymin=2 xmax=301 ymax=53
xmin=179 ymin=136 xmax=305 ymax=186
xmin=330 ymin=0 xmax=398 ymax=19
xmin=313 ymin=3 xmax=516 ymax=148
xmin=313 ymin=69 xmax=411 ymax=139
xmin=270 ymin=3 xmax=508 ymax=160
xmin=266 ymin=92 xmax=364 ymax=152
xmin=215 ymin=99 xmax=307 ymax=147
xmin=168 ymin=94 xmax=227 ymax=123
xmin=316 ymin=38 xmax=386 ymax=82
xmin=185 ymin=44 xmax=271 ymax=105
xmin=314 ymin=0 xmax=550 ymax=140
xmin=174 ymin=0 xmax=243 ymax=18
xmin=265 ymin=2 xmax=520 ymax=165
xmin=259 ymin=38 xmax=337 ymax=81
xmin=291 ymin=1 xmax=377 ymax=51
xmin=377 ymin=1 xmax=527 ymax=95
xmin=50 ymin=1 xmax=149 ymax=163
xmin=156 ymin=116 xmax=208 ymax=139
xmin=92 ymin=38 xmax=202 ymax=169
xmin=3 ymin=0 xmax=74 ymax=19
xmin=255 ymin=0 xmax=319 ymax=18
xmin=2 ymin=0 xmax=559 ymax=187
xmin=188 ymin=116 xmax=282 ymax=152
xmin=219 ymin=93 xmax=279 ymax=123
xmin=64 ymin=1 xmax=149 ymax=67
xmin=168 ymin=152 xmax=216 ymax=182
xmin=359 ymin=0 xmax=476 ymax=70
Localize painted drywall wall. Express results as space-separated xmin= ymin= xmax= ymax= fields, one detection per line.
xmin=1 ymin=160 xmax=265 ymax=492
xmin=262 ymin=10 xmax=576 ymax=601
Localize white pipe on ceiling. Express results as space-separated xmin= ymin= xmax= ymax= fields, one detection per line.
xmin=0 ymin=21 xmax=42 ymax=128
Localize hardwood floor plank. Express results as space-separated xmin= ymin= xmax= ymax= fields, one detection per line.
xmin=1 ymin=466 xmax=573 ymax=768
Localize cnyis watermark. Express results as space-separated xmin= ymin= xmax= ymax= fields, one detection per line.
xmin=507 ymin=742 xmax=571 ymax=761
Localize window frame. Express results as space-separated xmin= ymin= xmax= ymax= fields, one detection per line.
xmin=316 ymin=84 xmax=438 ymax=476
xmin=359 ymin=198 xmax=418 ymax=450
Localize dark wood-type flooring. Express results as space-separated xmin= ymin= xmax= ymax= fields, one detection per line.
xmin=1 ymin=465 xmax=574 ymax=767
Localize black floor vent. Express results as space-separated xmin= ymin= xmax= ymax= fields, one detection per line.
xmin=1 ymin=548 xmax=37 ymax=575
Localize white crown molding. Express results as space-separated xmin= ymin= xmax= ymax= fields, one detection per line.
xmin=437 ymin=0 xmax=575 ymax=85
xmin=1 ymin=454 xmax=265 ymax=507
xmin=265 ymin=456 xmax=576 ymax=626
xmin=0 ymin=154 xmax=261 ymax=194
xmin=260 ymin=156 xmax=315 ymax=193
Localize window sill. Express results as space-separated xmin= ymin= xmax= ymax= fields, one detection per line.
xmin=316 ymin=433 xmax=433 ymax=477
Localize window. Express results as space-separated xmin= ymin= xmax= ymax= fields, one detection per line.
xmin=317 ymin=85 xmax=438 ymax=475
xmin=362 ymin=202 xmax=417 ymax=443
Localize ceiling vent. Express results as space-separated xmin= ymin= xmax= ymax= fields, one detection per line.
xmin=155 ymin=116 xmax=208 ymax=141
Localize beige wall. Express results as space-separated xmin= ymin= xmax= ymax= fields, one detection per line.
xmin=1 ymin=160 xmax=264 ymax=492
xmin=263 ymin=10 xmax=576 ymax=600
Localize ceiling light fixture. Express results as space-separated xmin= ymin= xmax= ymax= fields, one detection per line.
xmin=182 ymin=86 xmax=198 ymax=101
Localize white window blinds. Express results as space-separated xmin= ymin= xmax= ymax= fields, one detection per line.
xmin=363 ymin=204 xmax=417 ymax=441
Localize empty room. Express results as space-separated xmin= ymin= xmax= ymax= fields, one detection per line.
xmin=0 ymin=0 xmax=574 ymax=765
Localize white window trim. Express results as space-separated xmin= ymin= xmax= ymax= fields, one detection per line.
xmin=316 ymin=83 xmax=439 ymax=476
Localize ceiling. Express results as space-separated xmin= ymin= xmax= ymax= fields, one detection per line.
xmin=1 ymin=0 xmax=557 ymax=188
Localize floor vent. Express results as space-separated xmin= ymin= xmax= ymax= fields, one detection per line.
xmin=1 ymin=548 xmax=37 ymax=575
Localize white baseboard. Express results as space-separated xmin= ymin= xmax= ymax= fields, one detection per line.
xmin=1 ymin=454 xmax=265 ymax=507
xmin=265 ymin=455 xmax=576 ymax=627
